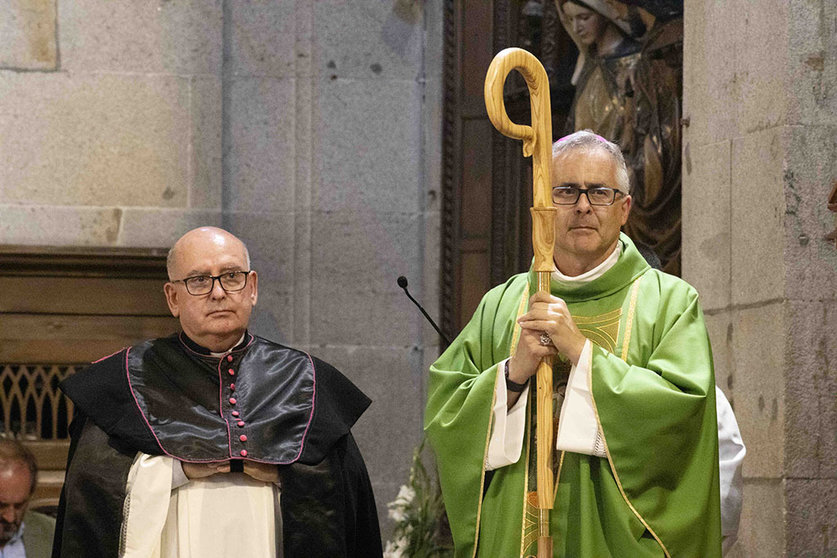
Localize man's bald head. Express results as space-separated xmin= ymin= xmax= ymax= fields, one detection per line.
xmin=163 ymin=227 xmax=258 ymax=352
xmin=0 ymin=440 xmax=37 ymax=547
xmin=167 ymin=227 xmax=251 ymax=281
xmin=0 ymin=439 xmax=36 ymax=496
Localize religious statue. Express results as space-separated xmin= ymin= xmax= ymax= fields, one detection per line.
xmin=556 ymin=0 xmax=683 ymax=274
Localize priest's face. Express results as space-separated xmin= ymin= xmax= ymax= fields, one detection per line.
xmin=164 ymin=227 xmax=258 ymax=352
xmin=551 ymin=147 xmax=631 ymax=276
xmin=0 ymin=463 xmax=30 ymax=547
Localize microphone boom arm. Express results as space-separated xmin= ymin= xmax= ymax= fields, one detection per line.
xmin=397 ymin=276 xmax=451 ymax=346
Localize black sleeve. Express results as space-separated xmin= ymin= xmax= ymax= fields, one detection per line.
xmin=340 ymin=433 xmax=384 ymax=558
xmin=280 ymin=433 xmax=383 ymax=558
xmin=52 ymin=414 xmax=137 ymax=558
xmin=297 ymin=358 xmax=371 ymax=465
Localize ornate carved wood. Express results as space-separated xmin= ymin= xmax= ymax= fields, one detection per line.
xmin=0 ymin=246 xmax=178 ymax=510
xmin=440 ymin=0 xmax=577 ymax=336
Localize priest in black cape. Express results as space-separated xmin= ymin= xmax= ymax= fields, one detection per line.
xmin=53 ymin=226 xmax=383 ymax=558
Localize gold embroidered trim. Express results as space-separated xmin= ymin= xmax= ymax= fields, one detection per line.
xmin=513 ymin=283 xmax=532 ymax=558
xmin=472 ymin=379 xmax=498 ymax=558
xmin=470 ymin=286 xmax=532 ymax=558
xmin=553 ymin=451 xmax=565 ymax=501
xmin=579 ymin=322 xmax=620 ymax=354
xmin=519 ymin=396 xmax=535 ymax=557
xmin=620 ymin=278 xmax=642 ymax=361
xmin=574 ymin=308 xmax=622 ymax=324
xmin=575 ymin=309 xmax=622 ymax=353
xmin=589 ymin=275 xmax=671 ymax=557
xmin=510 ymin=285 xmax=530 ymax=355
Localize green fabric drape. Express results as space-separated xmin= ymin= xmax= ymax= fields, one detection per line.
xmin=425 ymin=234 xmax=721 ymax=557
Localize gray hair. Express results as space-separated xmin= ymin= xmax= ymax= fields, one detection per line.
xmin=0 ymin=438 xmax=38 ymax=495
xmin=552 ymin=130 xmax=631 ymax=194
xmin=166 ymin=246 xmax=177 ymax=279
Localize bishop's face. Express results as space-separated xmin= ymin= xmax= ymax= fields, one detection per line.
xmin=551 ymin=148 xmax=631 ymax=275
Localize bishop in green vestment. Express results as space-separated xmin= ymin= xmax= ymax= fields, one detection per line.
xmin=425 ymin=131 xmax=722 ymax=557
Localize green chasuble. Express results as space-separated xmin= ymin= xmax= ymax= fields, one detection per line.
xmin=425 ymin=234 xmax=721 ymax=558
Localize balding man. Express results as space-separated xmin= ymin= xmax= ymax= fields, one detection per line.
xmin=53 ymin=227 xmax=382 ymax=558
xmin=0 ymin=439 xmax=55 ymax=558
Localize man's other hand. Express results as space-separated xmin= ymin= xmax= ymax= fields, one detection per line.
xmin=182 ymin=461 xmax=231 ymax=479
xmin=243 ymin=460 xmax=280 ymax=484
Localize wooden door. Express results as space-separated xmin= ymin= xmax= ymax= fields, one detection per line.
xmin=440 ymin=0 xmax=578 ymax=338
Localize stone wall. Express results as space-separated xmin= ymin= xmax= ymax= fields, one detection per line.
xmin=683 ymin=0 xmax=836 ymax=555
xmin=0 ymin=0 xmax=443 ymax=531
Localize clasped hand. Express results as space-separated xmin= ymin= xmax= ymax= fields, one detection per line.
xmin=508 ymin=291 xmax=586 ymax=385
xmin=181 ymin=460 xmax=280 ymax=484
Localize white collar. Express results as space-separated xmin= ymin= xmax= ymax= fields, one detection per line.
xmin=209 ymin=333 xmax=247 ymax=357
xmin=551 ymin=242 xmax=622 ymax=285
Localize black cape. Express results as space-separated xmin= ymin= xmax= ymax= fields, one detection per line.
xmin=53 ymin=332 xmax=383 ymax=558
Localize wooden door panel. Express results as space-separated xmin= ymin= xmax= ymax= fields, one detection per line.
xmin=441 ymin=0 xmax=577 ymax=339
xmin=0 ymin=277 xmax=170 ymax=315
xmin=0 ymin=314 xmax=178 ymax=362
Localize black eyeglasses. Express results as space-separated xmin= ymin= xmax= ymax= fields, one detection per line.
xmin=552 ymin=186 xmax=626 ymax=206
xmin=170 ymin=271 xmax=252 ymax=296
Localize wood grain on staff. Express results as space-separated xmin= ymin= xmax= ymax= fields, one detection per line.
xmin=484 ymin=47 xmax=552 ymax=209
xmin=484 ymin=47 xmax=556 ymax=556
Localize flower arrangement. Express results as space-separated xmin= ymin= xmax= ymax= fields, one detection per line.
xmin=383 ymin=439 xmax=453 ymax=558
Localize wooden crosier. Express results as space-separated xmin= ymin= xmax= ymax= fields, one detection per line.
xmin=484 ymin=47 xmax=556 ymax=557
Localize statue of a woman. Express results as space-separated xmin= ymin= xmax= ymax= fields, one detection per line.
xmin=557 ymin=0 xmax=683 ymax=275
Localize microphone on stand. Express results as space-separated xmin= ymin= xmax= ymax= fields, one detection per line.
xmin=397 ymin=276 xmax=451 ymax=345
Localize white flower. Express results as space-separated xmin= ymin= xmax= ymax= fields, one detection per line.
xmin=395 ymin=485 xmax=416 ymax=504
xmin=383 ymin=537 xmax=408 ymax=558
xmin=386 ymin=484 xmax=416 ymax=524
xmin=388 ymin=506 xmax=408 ymax=523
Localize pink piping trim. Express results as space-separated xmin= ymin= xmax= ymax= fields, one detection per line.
xmin=124 ymin=346 xmax=231 ymax=464
xmin=291 ymin=351 xmax=317 ymax=462
xmin=92 ymin=348 xmax=127 ymax=364
xmin=124 ymin=336 xmax=317 ymax=465
xmin=124 ymin=347 xmax=170 ymax=457
xmin=217 ymin=357 xmax=233 ymax=459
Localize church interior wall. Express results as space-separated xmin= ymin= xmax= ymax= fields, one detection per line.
xmin=0 ymin=0 xmax=443 ymax=530
xmin=5 ymin=0 xmax=833 ymax=550
xmin=683 ymin=0 xmax=836 ymax=555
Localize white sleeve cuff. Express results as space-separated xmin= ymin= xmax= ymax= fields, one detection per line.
xmin=171 ymin=459 xmax=190 ymax=490
xmin=485 ymin=359 xmax=530 ymax=470
xmin=556 ymin=339 xmax=606 ymax=457
xmin=716 ymin=386 xmax=745 ymax=545
xmin=123 ymin=454 xmax=174 ymax=556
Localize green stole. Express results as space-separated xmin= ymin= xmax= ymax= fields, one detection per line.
xmin=425 ymin=234 xmax=722 ymax=558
